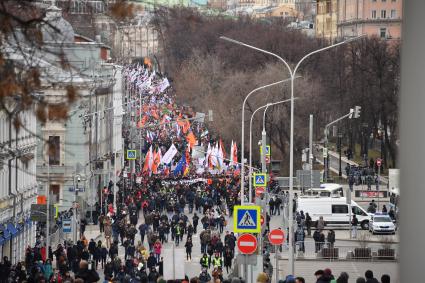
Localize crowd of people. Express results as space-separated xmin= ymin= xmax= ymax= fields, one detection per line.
xmin=0 ymin=63 xmax=396 ymax=283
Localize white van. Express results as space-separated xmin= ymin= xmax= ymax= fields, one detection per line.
xmin=303 ymin=183 xmax=344 ymax=197
xmin=297 ymin=197 xmax=371 ymax=230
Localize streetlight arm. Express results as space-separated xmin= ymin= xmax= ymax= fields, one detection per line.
xmin=293 ymin=35 xmax=366 ymax=76
xmin=220 ymin=36 xmax=293 ymax=77
xmin=324 ymin=112 xmax=352 ymax=141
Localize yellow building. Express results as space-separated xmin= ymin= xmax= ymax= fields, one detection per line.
xmin=315 ymin=0 xmax=338 ymax=41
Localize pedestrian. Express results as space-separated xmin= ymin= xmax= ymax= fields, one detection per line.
xmin=381 ymin=274 xmax=390 ymax=283
xmin=200 ymin=253 xmax=209 ymax=269
xmin=336 ymin=272 xmax=349 ymax=283
xmin=94 ymin=241 xmax=102 ymax=270
xmin=223 ymin=247 xmax=234 ymax=273
xmin=296 ymin=226 xmax=305 ymax=253
xmin=212 ymin=252 xmax=222 ymax=269
xmin=327 ymin=230 xmax=335 ymax=249
xmin=317 ymin=216 xmax=325 ymax=230
xmin=185 ymin=238 xmax=193 ymax=261
xmin=147 ymin=252 xmax=157 ymax=271
xmin=153 ymin=240 xmax=162 ymax=262
xmin=382 ymin=204 xmax=387 ymax=213
xmin=199 ymin=268 xmax=211 ymax=283
xmin=75 ymin=260 xmax=100 ymax=283
xmin=305 ymin=213 xmax=312 ymax=236
xmin=104 ymin=217 xmax=112 ymax=248
xmin=98 ymin=214 xmax=105 ymax=233
xmin=364 ymin=270 xmax=379 ymax=283
xmin=139 ymin=223 xmax=148 ymax=244
xmin=269 ymin=197 xmax=275 ymax=215
xmin=351 ymin=215 xmax=359 ymax=238
xmin=313 ymin=230 xmax=321 ymax=253
xmin=100 ymin=244 xmax=108 ymax=269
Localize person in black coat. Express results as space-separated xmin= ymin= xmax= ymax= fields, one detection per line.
xmin=148 ymin=267 xmax=159 ymax=283
xmin=75 ymin=260 xmax=100 ymax=283
xmin=147 ymin=253 xmax=157 ymax=270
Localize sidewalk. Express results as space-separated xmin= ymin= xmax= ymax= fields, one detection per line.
xmin=315 ymin=145 xmax=389 ymax=184
xmin=83 ymin=224 xmax=103 ymax=242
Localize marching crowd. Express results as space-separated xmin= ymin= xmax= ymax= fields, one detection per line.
xmin=0 ymin=63 xmax=396 ymax=283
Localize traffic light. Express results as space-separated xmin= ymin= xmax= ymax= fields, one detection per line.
xmin=354 ymin=106 xmax=361 ymax=118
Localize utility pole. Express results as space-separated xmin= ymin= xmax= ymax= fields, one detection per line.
xmin=309 ymin=115 xmax=313 ymax=189
xmin=338 ymin=133 xmax=343 ymax=177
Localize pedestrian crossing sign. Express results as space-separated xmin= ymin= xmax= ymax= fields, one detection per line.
xmin=260 ymin=145 xmax=271 ymax=157
xmin=126 ymin=150 xmax=137 ymax=160
xmin=234 ymin=205 xmax=261 ymax=233
xmin=253 ymin=173 xmax=267 ymax=187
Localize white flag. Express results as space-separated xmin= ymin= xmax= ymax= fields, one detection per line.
xmin=162 ymin=144 xmax=178 ymax=164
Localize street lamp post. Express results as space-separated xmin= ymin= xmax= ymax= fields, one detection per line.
xmin=237 ymin=78 xmax=292 ymax=205
xmin=249 ymin=99 xmax=298 ymax=202
xmin=220 ymin=35 xmax=364 ymax=274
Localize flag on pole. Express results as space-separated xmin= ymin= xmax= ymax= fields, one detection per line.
xmin=173 ymin=153 xmax=186 ymax=176
xmin=143 ymin=146 xmax=153 ymax=173
xmin=186 ymin=131 xmax=197 ymax=149
xmin=232 ymin=141 xmax=238 ymax=166
xmin=229 ymin=140 xmax=235 ymax=167
xmin=152 ymin=149 xmax=161 ymax=174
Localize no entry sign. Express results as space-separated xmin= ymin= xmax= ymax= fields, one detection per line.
xmin=376 ymin=158 xmax=382 ymax=167
xmin=255 ymin=187 xmax=265 ymax=197
xmin=268 ymin=229 xmax=285 ymax=245
xmin=237 ymin=234 xmax=257 ymax=254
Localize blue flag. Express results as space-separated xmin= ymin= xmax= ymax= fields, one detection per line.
xmin=173 ymin=153 xmax=186 ymax=176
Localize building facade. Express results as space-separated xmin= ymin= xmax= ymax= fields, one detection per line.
xmin=337 ymin=0 xmax=402 ymax=40
xmin=33 ymin=5 xmax=121 ymax=222
xmin=315 ymin=0 xmax=338 ymax=40
xmin=0 ymin=109 xmax=37 ymax=263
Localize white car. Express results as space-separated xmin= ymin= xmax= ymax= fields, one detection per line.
xmin=369 ymin=214 xmax=396 ymax=235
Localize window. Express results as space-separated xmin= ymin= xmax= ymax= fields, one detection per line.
xmin=371 ymin=10 xmax=377 ymax=18
xmin=380 ymin=27 xmax=387 ymax=38
xmin=48 ymin=136 xmax=60 ymax=165
xmin=50 ymin=185 xmax=60 ymax=204
xmin=381 ymin=10 xmax=386 ymax=18
xmin=352 ymin=206 xmax=367 ymax=216
xmin=391 ymin=9 xmax=397 ymax=18
xmin=332 ymin=205 xmax=348 ymax=214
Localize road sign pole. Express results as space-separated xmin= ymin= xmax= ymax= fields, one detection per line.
xmin=309 ymin=114 xmax=313 ymax=189
xmin=377 ymin=160 xmax=381 ymax=211
xmin=275 ymin=248 xmax=279 ymax=283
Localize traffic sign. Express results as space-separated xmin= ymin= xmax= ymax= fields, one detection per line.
xmin=255 ymin=187 xmax=265 ymax=197
xmin=126 ymin=150 xmax=137 ymax=160
xmin=253 ymin=173 xmax=267 ymax=187
xmin=63 ymin=219 xmax=72 ymax=233
xmin=237 ymin=234 xmax=257 ymax=254
xmin=268 ymin=229 xmax=285 ymax=245
xmin=260 ymin=215 xmax=265 ymax=226
xmin=233 ymin=205 xmax=261 ymax=233
xmin=376 ymin=158 xmax=382 ymax=167
xmin=260 ymin=145 xmax=271 ymax=157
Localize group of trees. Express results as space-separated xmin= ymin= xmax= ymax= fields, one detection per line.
xmin=152 ymin=7 xmax=400 ymax=172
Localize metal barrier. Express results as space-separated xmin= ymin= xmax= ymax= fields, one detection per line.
xmin=279 ymin=241 xmax=398 ymax=261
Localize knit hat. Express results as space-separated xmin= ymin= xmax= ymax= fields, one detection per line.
xmin=324 ymin=268 xmax=332 ymax=276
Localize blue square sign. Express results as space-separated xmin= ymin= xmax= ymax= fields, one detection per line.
xmin=253 ymin=173 xmax=267 ymax=187
xmin=126 ymin=150 xmax=137 ymax=160
xmin=233 ymin=205 xmax=261 ymax=233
